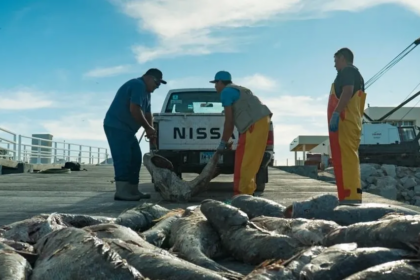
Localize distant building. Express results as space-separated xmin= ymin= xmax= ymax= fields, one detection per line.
xmin=289 ymin=106 xmax=420 ymax=166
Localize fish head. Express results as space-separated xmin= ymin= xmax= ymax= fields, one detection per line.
xmin=143 ymin=153 xmax=174 ymax=174
xmin=287 ymin=194 xmax=339 ymax=218
xmin=200 ymin=199 xmax=249 ymax=229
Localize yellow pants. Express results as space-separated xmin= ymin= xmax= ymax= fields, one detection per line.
xmin=327 ymin=83 xmax=366 ymax=203
xmin=234 ymin=116 xmax=270 ymax=195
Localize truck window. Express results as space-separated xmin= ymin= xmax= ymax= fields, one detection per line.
xmin=165 ymin=91 xmax=224 ymax=113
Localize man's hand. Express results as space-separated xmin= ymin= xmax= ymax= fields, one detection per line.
xmin=226 ymin=141 xmax=233 ymax=150
xmin=145 ymin=127 xmax=156 ymax=139
xmin=329 ymin=112 xmax=340 ymax=132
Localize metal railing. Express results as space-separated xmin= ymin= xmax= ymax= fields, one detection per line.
xmin=0 ymin=127 xmax=109 ymax=165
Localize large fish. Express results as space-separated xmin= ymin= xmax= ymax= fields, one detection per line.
xmin=241 ymin=246 xmax=326 ymax=280
xmin=115 ymin=202 xmax=170 ymax=232
xmin=83 ymin=223 xmax=157 ymax=250
xmin=343 ymin=259 xmax=420 ymax=279
xmin=241 ymin=260 xmax=294 ymax=280
xmin=231 ymin=195 xmax=286 ymax=219
xmin=200 ymin=199 xmax=304 ymax=265
xmin=0 ymin=213 xmax=67 ymax=244
xmin=300 ymin=243 xmax=417 ymax=280
xmin=39 ymin=213 xmax=116 ymax=227
xmin=283 ymin=194 xmax=339 ymax=218
xmin=0 ymin=238 xmax=37 ymax=266
xmin=287 ymin=194 xmax=420 ymax=225
xmin=251 ymin=216 xmax=340 ymax=246
xmin=104 ymin=238 xmax=230 ymax=280
xmin=143 ymin=151 xmax=221 ymax=202
xmin=168 ymin=206 xmax=242 ymax=279
xmin=285 ymin=246 xmax=326 ymax=278
xmin=31 ymin=227 xmax=145 ymax=280
xmin=323 ymin=214 xmax=420 ymax=251
xmin=0 ymin=248 xmax=32 ymax=279
xmin=0 ymin=237 xmax=35 ymax=253
xmin=140 ymin=210 xmax=184 ymax=248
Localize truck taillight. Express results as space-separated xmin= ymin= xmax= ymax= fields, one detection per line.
xmin=267 ymin=130 xmax=274 ymax=146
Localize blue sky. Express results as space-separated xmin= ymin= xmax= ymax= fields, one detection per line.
xmin=0 ymin=0 xmax=419 ymax=165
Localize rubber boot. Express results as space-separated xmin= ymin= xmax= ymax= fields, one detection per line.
xmin=114 ymin=181 xmax=143 ymax=201
xmin=129 ymin=183 xmax=151 ymax=199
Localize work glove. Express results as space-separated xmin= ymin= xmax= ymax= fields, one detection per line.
xmin=217 ymin=140 xmax=228 ymax=151
xmin=329 ymin=112 xmax=340 ymax=132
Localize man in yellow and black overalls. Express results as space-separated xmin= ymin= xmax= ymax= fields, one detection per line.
xmin=210 ymin=71 xmax=272 ymax=198
xmin=328 ymin=48 xmax=366 ymax=205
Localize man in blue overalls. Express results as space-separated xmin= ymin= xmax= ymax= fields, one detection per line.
xmin=103 ymin=68 xmax=166 ymax=201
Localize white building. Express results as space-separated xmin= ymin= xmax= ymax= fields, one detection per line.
xmin=289 ymin=106 xmax=420 ymax=166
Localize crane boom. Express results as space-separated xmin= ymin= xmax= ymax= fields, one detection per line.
xmin=363 ymin=36 xmax=420 ymax=121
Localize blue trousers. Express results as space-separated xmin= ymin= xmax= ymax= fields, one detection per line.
xmin=103 ymin=125 xmax=142 ymax=184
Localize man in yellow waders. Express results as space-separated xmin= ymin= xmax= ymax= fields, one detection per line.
xmin=328 ymin=48 xmax=366 ymax=205
xmin=210 ymin=71 xmax=272 ymax=197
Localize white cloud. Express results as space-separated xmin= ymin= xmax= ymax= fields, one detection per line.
xmin=236 ymin=74 xmax=278 ymax=92
xmin=111 ymin=0 xmax=420 ymax=63
xmin=0 ymin=88 xmax=55 ymax=110
xmin=83 ymin=65 xmax=133 ymax=78
xmin=41 ymin=113 xmax=107 ymax=141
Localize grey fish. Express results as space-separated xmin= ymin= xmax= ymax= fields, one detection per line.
xmin=300 ymin=243 xmax=416 ymax=280
xmin=251 ymin=216 xmax=340 ymax=246
xmin=200 ymin=199 xmax=304 ymax=265
xmin=231 ymin=194 xmax=286 ymax=219
xmin=0 ymin=213 xmax=66 ymax=244
xmin=241 ymin=246 xmax=326 ymax=280
xmin=287 ymin=198 xmax=420 ymax=226
xmin=284 ymin=194 xmax=339 ymax=218
xmin=0 ymin=238 xmax=37 ymax=266
xmin=0 ymin=237 xmax=34 ymax=253
xmin=285 ymin=246 xmax=326 ymax=278
xmin=83 ymin=223 xmax=156 ymax=250
xmin=241 ymin=261 xmax=294 ymax=280
xmin=0 ymin=248 xmax=32 ymax=279
xmin=143 ymin=151 xmax=221 ymax=202
xmin=168 ymin=207 xmax=243 ymax=279
xmin=323 ymin=214 xmax=420 ymax=251
xmin=140 ymin=209 xmax=184 ymax=248
xmin=115 ymin=202 xmax=170 ymax=232
xmin=343 ymin=259 xmax=420 ymax=279
xmin=39 ymin=213 xmax=116 ymax=227
xmin=104 ymin=238 xmax=229 ymax=280
xmin=31 ymin=227 xmax=145 ymax=280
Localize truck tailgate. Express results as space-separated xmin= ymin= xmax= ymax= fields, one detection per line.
xmin=155 ymin=113 xmax=239 ymax=150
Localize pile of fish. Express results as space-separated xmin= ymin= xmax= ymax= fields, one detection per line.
xmin=2 ymin=194 xmax=420 ymax=279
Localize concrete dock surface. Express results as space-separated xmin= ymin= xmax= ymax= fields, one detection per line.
xmin=1 ymin=165 xmax=420 ymax=226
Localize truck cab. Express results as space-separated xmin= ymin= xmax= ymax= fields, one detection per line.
xmin=150 ymin=88 xmax=275 ymax=192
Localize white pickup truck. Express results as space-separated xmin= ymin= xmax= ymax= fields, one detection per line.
xmin=149 ymin=88 xmax=275 ymax=192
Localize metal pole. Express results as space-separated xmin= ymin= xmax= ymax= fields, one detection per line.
xmin=54 ymin=142 xmax=57 ymax=163
xmin=17 ymin=135 xmax=21 ymax=162
xmin=89 ymin=147 xmax=92 ymax=164
xmin=13 ymin=134 xmax=16 ymax=161
xmin=37 ymin=139 xmax=41 ymax=164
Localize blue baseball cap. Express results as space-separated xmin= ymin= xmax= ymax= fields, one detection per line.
xmin=210 ymin=71 xmax=232 ymax=83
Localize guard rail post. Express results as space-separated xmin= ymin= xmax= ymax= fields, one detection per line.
xmin=89 ymin=147 xmax=92 ymax=164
